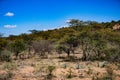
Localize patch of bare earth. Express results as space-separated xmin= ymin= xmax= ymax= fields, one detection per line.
xmin=12 ymin=66 xmax=35 ymax=80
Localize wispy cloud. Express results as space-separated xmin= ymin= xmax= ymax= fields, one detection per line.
xmin=4 ymin=12 xmax=14 ymax=17
xmin=66 ymin=19 xmax=71 ymax=23
xmin=43 ymin=29 xmax=48 ymax=31
xmin=4 ymin=25 xmax=17 ymax=28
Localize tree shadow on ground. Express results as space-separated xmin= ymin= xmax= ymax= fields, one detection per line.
xmin=58 ymin=56 xmax=81 ymax=62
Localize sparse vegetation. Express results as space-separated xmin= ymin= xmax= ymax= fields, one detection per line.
xmin=2 ymin=62 xmax=17 ymax=70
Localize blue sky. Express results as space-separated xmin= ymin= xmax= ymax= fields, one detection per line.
xmin=0 ymin=0 xmax=120 ymax=37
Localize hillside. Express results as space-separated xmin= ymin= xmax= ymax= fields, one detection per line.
xmin=0 ymin=19 xmax=120 ymax=80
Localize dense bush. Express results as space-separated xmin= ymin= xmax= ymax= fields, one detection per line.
xmin=0 ymin=20 xmax=120 ymax=62
xmin=0 ymin=50 xmax=11 ymax=62
xmin=9 ymin=39 xmax=26 ymax=59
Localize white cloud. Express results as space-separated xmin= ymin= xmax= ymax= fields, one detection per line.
xmin=58 ymin=25 xmax=69 ymax=29
xmin=4 ymin=12 xmax=14 ymax=17
xmin=4 ymin=25 xmax=17 ymax=28
xmin=66 ymin=19 xmax=71 ymax=23
xmin=43 ymin=29 xmax=48 ymax=31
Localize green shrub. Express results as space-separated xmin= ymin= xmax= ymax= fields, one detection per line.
xmin=47 ymin=66 xmax=56 ymax=75
xmin=9 ymin=40 xmax=26 ymax=59
xmin=66 ymin=67 xmax=73 ymax=78
xmin=3 ymin=62 xmax=17 ymax=70
xmin=62 ymin=63 xmax=68 ymax=69
xmin=0 ymin=50 xmax=11 ymax=62
xmin=76 ymin=63 xmax=81 ymax=69
xmin=47 ymin=66 xmax=56 ymax=80
xmin=117 ymin=64 xmax=120 ymax=70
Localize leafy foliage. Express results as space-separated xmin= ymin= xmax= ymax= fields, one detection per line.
xmin=0 ymin=50 xmax=11 ymax=62
xmin=0 ymin=19 xmax=120 ymax=62
xmin=9 ymin=39 xmax=26 ymax=58
xmin=47 ymin=66 xmax=56 ymax=75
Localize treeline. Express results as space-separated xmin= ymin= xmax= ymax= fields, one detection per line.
xmin=0 ymin=19 xmax=120 ymax=62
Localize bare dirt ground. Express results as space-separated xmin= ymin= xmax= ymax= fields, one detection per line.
xmin=0 ymin=53 xmax=120 ymax=80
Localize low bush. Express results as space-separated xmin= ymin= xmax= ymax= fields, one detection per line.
xmin=66 ymin=67 xmax=73 ymax=78
xmin=0 ymin=50 xmax=11 ymax=62
xmin=47 ymin=65 xmax=56 ymax=75
xmin=3 ymin=62 xmax=17 ymax=70
xmin=46 ymin=65 xmax=56 ymax=80
xmin=0 ymin=71 xmax=13 ymax=80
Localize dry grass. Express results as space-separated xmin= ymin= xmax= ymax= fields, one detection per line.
xmin=0 ymin=53 xmax=120 ymax=80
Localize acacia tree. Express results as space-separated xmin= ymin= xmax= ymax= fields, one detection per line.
xmin=56 ymin=45 xmax=66 ymax=57
xmin=29 ymin=29 xmax=40 ymax=34
xmin=77 ymin=30 xmax=93 ymax=61
xmin=77 ymin=28 xmax=120 ymax=61
xmin=0 ymin=39 xmax=7 ymax=52
xmin=91 ymin=32 xmax=107 ymax=60
xmin=77 ymin=29 xmax=108 ymax=61
xmin=0 ymin=33 xmax=5 ymax=51
xmin=61 ymin=35 xmax=79 ymax=58
xmin=9 ymin=39 xmax=26 ymax=59
xmin=0 ymin=38 xmax=9 ymax=61
xmin=20 ymin=33 xmax=34 ymax=58
xmin=0 ymin=33 xmax=3 ymax=37
xmin=67 ymin=19 xmax=85 ymax=31
xmin=32 ymin=40 xmax=53 ymax=57
xmin=67 ymin=19 xmax=80 ymax=27
xmin=104 ymin=31 xmax=120 ymax=62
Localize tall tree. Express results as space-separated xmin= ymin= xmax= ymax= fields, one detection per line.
xmin=61 ymin=35 xmax=79 ymax=58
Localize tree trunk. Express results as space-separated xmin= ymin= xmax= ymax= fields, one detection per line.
xmin=82 ymin=50 xmax=87 ymax=61
xmin=67 ymin=49 xmax=70 ymax=58
xmin=15 ymin=51 xmax=19 ymax=59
